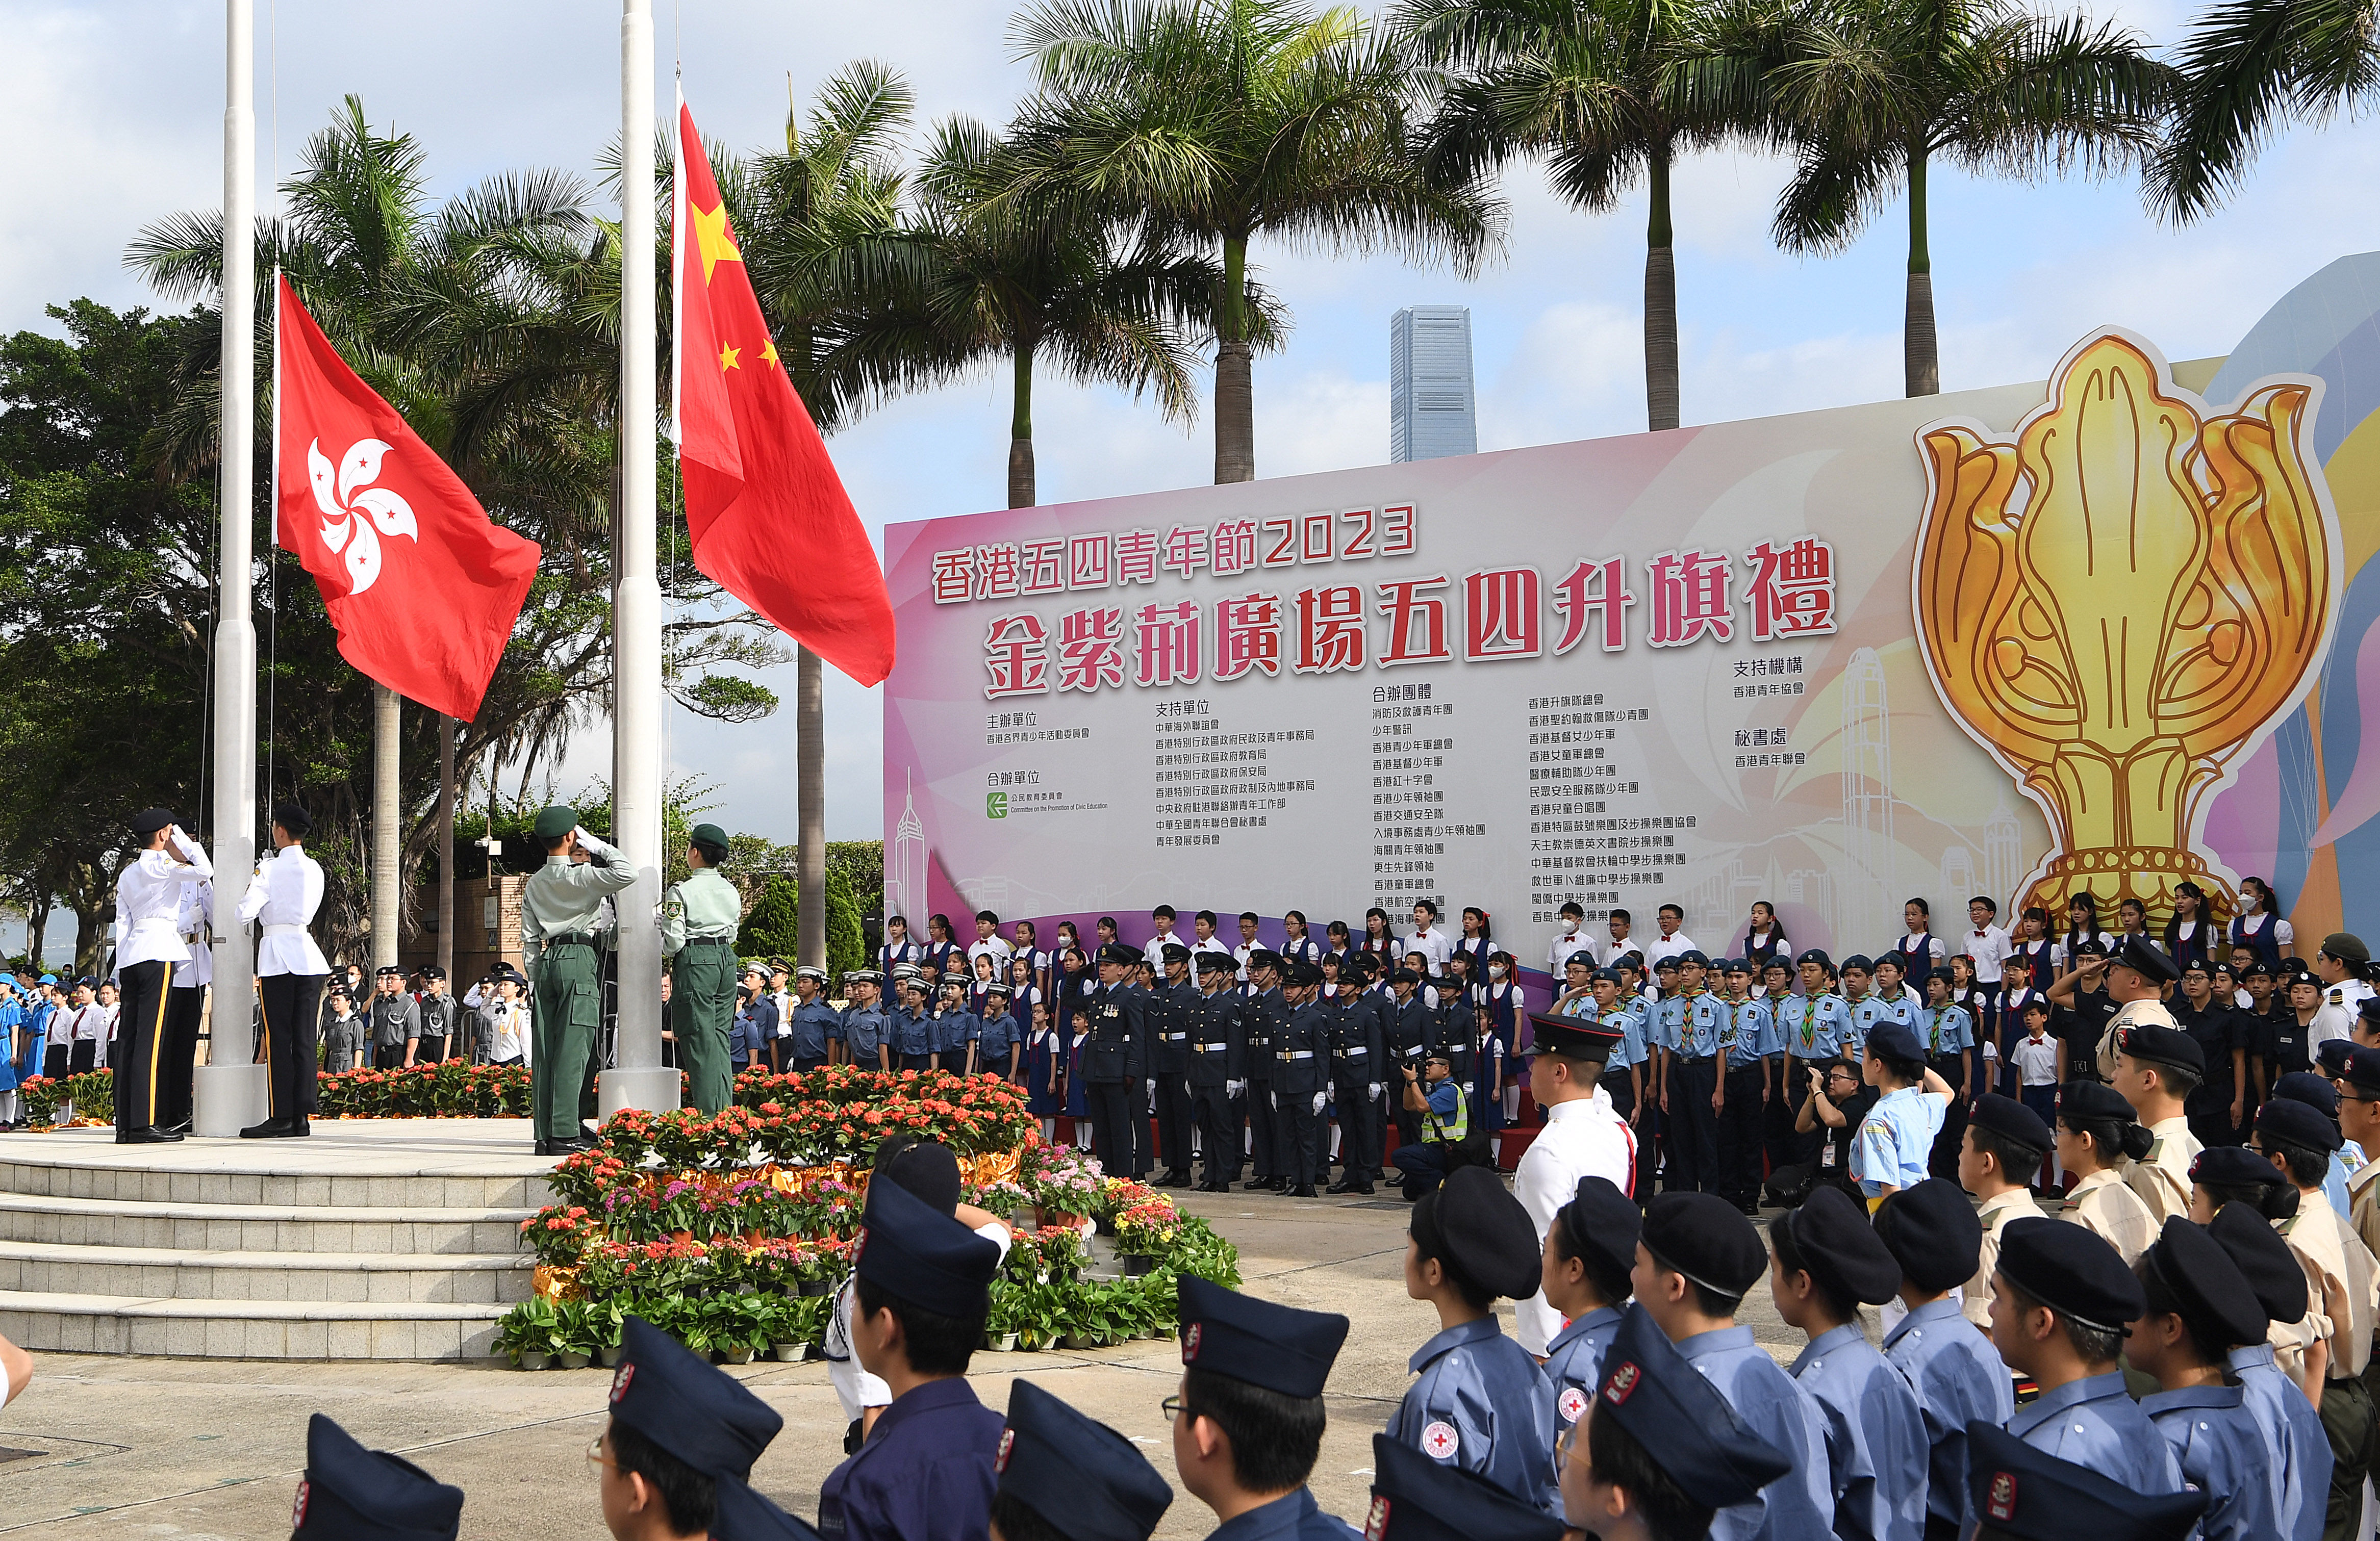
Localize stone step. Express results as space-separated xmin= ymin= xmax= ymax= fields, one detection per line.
xmin=0 ymin=1238 xmax=534 ymax=1304
xmin=0 ymin=1191 xmax=535 ymax=1254
xmin=0 ymin=1150 xmax=553 ymax=1211
xmin=0 ymin=1288 xmax=508 ymax=1360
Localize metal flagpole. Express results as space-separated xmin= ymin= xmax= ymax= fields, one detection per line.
xmin=603 ymin=0 xmax=672 ymax=1115
xmin=197 ymin=0 xmax=262 ymax=1136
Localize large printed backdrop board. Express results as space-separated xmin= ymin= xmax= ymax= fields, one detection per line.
xmin=884 ymin=254 xmax=2380 ymax=981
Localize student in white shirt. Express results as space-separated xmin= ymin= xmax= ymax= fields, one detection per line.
xmin=966 ymin=910 xmax=1014 ymax=971
xmin=1547 ymin=901 xmax=1596 ymax=975
xmin=1641 ymin=903 xmax=1696 ymax=968
xmin=1403 ymin=901 xmax=1454 ymax=971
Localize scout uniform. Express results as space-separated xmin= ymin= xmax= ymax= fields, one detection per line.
xmin=1853 ymin=1023 xmax=1946 ymax=1202
xmin=1664 ymin=955 xmax=1725 ymax=1193
xmin=1777 ymin=1186 xmax=1930 ymax=1541
xmin=290 ymin=1413 xmax=463 ymax=1541
xmin=2209 ymin=1200 xmax=2333 ymax=1541
xmin=1874 ymin=1178 xmax=2015 ymax=1532
xmin=1537 ymin=1176 xmax=1637 ymax=1431
xmin=660 ymin=821 xmax=741 ymax=1111
xmin=237 ymin=802 xmax=331 ymax=1137
xmin=1960 ymin=1421 xmax=2207 ymax=1541
xmin=1714 ymin=963 xmax=1775 ymax=1213
xmin=1365 ymin=1430 xmax=1565 ymax=1541
xmin=1176 ymin=1276 xmax=1362 ymax=1541
xmin=2137 ymin=1217 xmax=2281 ymax=1541
xmin=519 ymin=806 xmax=638 ymax=1151
xmin=111 ymin=808 xmax=208 ymax=1143
xmin=819 ymin=1178 xmax=1007 ymax=1541
xmin=994 ymin=1380 xmax=1172 ymax=1541
xmin=605 ymin=1316 xmax=788 ymax=1539
xmin=1992 ymin=1218 xmax=2187 ymax=1496
xmin=1389 ymin=1166 xmax=1558 ymax=1514
xmin=1581 ymin=1304 xmax=1795 ymax=1538
xmin=1963 ymin=1095 xmax=2052 ymax=1330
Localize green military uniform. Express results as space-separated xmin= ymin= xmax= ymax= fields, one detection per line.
xmin=662 ymin=823 xmax=742 ymax=1114
xmin=521 ymin=806 xmax=639 ymax=1147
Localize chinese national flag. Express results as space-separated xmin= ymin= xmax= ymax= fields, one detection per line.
xmin=273 ymin=276 xmax=542 ymax=721
xmin=674 ymin=96 xmax=896 ymax=686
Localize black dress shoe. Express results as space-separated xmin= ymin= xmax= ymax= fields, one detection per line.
xmin=1289 ymin=1185 xmax=1319 ymax=1198
xmin=1325 ymin=1179 xmax=1356 ymax=1194
xmin=159 ymin=1120 xmax=191 ymax=1138
xmin=1241 ymin=1178 xmax=1271 ymax=1191
xmin=534 ymin=1139 xmax=552 ymax=1157
xmin=119 ymin=1125 xmax=186 ymax=1144
xmin=1347 ymin=1184 xmax=1375 ymax=1196
xmin=239 ymin=1117 xmax=300 ymax=1139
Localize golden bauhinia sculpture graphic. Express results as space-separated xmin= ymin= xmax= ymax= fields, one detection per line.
xmin=1912 ymin=329 xmax=2341 ymax=929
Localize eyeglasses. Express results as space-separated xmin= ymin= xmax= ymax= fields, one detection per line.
xmin=1160 ymin=1394 xmax=1197 ymax=1424
xmin=586 ymin=1435 xmax=619 ymax=1476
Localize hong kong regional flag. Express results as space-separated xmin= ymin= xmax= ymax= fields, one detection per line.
xmin=273 ymin=276 xmax=541 ymax=720
xmin=674 ymin=95 xmax=896 ymax=686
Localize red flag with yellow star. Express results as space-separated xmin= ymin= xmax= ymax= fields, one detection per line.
xmin=672 ymin=95 xmax=895 ymax=686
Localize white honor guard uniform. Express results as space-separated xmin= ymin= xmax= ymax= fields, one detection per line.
xmin=112 ymin=810 xmax=210 ymax=1140
xmin=1510 ymin=1012 xmax=1635 ymax=1355
xmin=236 ymin=804 xmax=331 ymax=1135
xmin=155 ymin=854 xmax=215 ymax=1133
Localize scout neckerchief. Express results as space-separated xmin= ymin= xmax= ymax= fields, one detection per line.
xmin=1794 ymin=991 xmax=1825 ymax=1053
xmin=1926 ymin=1003 xmax=1954 ymax=1056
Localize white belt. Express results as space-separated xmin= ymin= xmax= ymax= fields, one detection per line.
xmin=1340 ymin=1047 xmax=1369 ymax=1057
xmin=263 ymin=924 xmax=308 ymax=937
xmin=1195 ymin=1043 xmax=1227 ymax=1052
xmin=130 ymin=917 xmax=182 ymax=936
xmin=1166 ymin=1033 xmax=1187 ymax=1041
xmin=1278 ymin=1050 xmax=1314 ymax=1060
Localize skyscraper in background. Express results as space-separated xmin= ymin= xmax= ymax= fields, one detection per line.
xmin=1390 ymin=305 xmax=1478 ymax=462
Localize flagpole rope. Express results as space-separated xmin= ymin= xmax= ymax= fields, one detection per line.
xmin=261 ymin=0 xmax=280 ymax=817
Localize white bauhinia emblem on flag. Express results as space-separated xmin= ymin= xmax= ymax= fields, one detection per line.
xmin=308 ymin=437 xmax=420 ymax=595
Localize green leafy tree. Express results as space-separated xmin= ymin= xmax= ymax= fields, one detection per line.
xmin=2151 ymin=0 xmax=2380 ymax=221
xmin=737 ymin=875 xmax=802 ymax=959
xmin=1007 ymin=0 xmax=1503 ymax=482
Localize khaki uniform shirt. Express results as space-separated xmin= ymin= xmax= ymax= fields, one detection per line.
xmin=661 ymin=866 xmax=741 ymax=956
xmin=520 ymin=832 xmax=638 ymax=970
xmin=2125 ymin=1116 xmax=2201 ymax=1225
xmin=2094 ymin=995 xmax=2179 ymax=1081
xmin=2065 ymin=1167 xmax=2158 ymax=1267
xmin=1964 ymin=1187 xmax=2046 ymax=1329
xmin=2277 ymin=1197 xmax=2379 ymax=1380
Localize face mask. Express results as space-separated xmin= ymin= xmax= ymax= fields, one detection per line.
xmin=1489 ymin=965 xmax=1508 ymax=979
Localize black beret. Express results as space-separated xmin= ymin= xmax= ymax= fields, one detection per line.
xmin=1840 ymin=954 xmax=1876 ymax=973
xmin=854 ymin=1168 xmax=1001 ymax=1317
xmin=272 ymin=801 xmax=314 ymax=837
xmin=997 ymin=1379 xmax=1171 ymax=1541
xmin=1590 ymin=968 xmax=1622 ymax=986
xmin=2060 ymin=1080 xmax=2137 ymax=1125
xmin=1866 ymin=1021 xmax=1923 ymax=1063
xmin=2179 ymin=955 xmax=2212 ymax=978
xmin=607 ymin=1317 xmax=783 ymax=1480
xmin=1641 ymin=1191 xmax=1766 ymax=1296
xmin=1558 ymin=1176 xmax=1642 ymax=1285
xmin=1178 ymin=1275 xmax=1348 ymax=1398
xmin=2324 ymin=1040 xmax=2363 ymax=1084
xmin=1970 ymin=1093 xmax=2054 ymax=1154
xmin=1675 ymin=949 xmax=1710 ymax=968
xmin=130 ymin=807 xmax=175 ymax=838
xmin=1779 ymin=1185 xmax=1903 ymax=1305
xmin=2242 ymin=960 xmax=2275 ymax=980
xmin=294 ymin=1414 xmax=463 ymax=1541
xmin=1595 ymin=1305 xmax=1793 ymax=1507
xmin=2344 ymin=1044 xmax=2380 ymax=1097
xmin=1652 ymin=955 xmax=1681 ymax=972
xmin=1415 ymin=1166 xmax=1542 ymax=1301
xmin=2114 ymin=935 xmax=2181 ymax=984
xmin=2189 ymin=1144 xmax=2288 ymax=1193
xmin=1160 ymin=943 xmax=1192 ymax=964
xmin=1564 ymin=950 xmax=1598 ymax=971
xmin=2116 ymin=1023 xmax=2204 ymax=1075
xmin=1994 ymin=1216 xmax=2145 ymax=1333
xmin=2207 ymin=1200 xmax=2309 ymax=1324
xmin=1796 ymin=949 xmax=1833 ymax=968
xmin=1873 ymin=1178 xmax=1984 ymax=1293
xmin=2275 ymin=1070 xmax=2341 ymax=1118
xmin=1963 ymin=1420 xmax=2206 ymax=1541
xmin=2142 ymin=1216 xmax=2266 ymax=1349
xmin=531 ymin=805 xmax=578 ymax=841
xmin=1526 ymin=1010 xmax=1621 ymax=1062
xmin=1365 ymin=1434 xmax=1567 ymax=1541
xmin=1721 ymin=957 xmax=1755 ymax=974
xmin=2257 ymin=1094 xmax=2342 ymax=1153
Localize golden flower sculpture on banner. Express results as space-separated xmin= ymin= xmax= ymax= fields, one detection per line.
xmin=1913 ymin=330 xmax=2341 ymax=926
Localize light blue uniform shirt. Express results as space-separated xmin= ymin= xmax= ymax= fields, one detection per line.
xmin=841 ymin=1004 xmax=885 ymax=1062
xmin=1776 ymin=992 xmax=1851 ymax=1061
xmin=2324 ymin=1151 xmax=2353 ymax=1219
xmin=1676 ymin=992 xmax=1725 ymax=1058
xmin=2143 ymin=1383 xmax=2278 ymax=1541
xmin=890 ymin=1006 xmax=934 ymax=1059
xmin=1917 ymin=1004 xmax=1973 ymax=1060
xmin=1718 ymin=997 xmax=1775 ymax=1067
xmin=1882 ymin=1296 xmax=2013 ymax=1530
xmin=1600 ymin=1008 xmax=1647 ymax=1069
xmin=2229 ymin=1342 xmax=2331 ymax=1541
xmin=1388 ymin=1315 xmax=1558 ymax=1515
xmin=2003 ymin=1370 xmax=2185 ymax=1501
xmin=1540 ymin=1304 xmax=1624 ymax=1432
xmin=1673 ymin=1325 xmax=1836 ymax=1541
xmin=1854 ymin=1086 xmax=1946 ymax=1197
xmin=1650 ymin=993 xmax=1686 ymax=1055
xmin=1791 ymin=1322 xmax=1929 ymax=1541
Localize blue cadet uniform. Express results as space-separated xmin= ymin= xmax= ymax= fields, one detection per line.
xmin=1872 ymin=1178 xmax=2014 ymax=1532
xmin=994 ymin=1379 xmax=1173 ymax=1541
xmin=819 ymin=1176 xmax=1007 ymax=1541
xmin=1960 ymin=1421 xmax=2207 ymax=1541
xmin=1635 ymin=1191 xmax=1834 ymax=1540
xmin=788 ymin=967 xmax=840 ymax=1069
xmin=841 ymin=972 xmax=888 ymax=1069
xmin=1176 ymin=1274 xmax=1364 ymax=1541
xmin=605 ymin=1315 xmax=790 ymax=1541
xmin=1585 ymin=1303 xmax=1795 ymax=1538
xmin=1363 ymin=1431 xmax=1566 ymax=1541
xmin=291 ymin=1413 xmax=464 ymax=1541
xmin=1664 ymin=956 xmax=1726 ymax=1194
xmin=1775 ymin=1186 xmax=1928 ymax=1541
xmin=2135 ymin=1217 xmax=2281 ymax=1541
xmin=2208 ymin=1200 xmax=2332 ymax=1541
xmin=975 ymin=986 xmax=1020 ymax=1076
xmin=1778 ymin=959 xmax=1852 ymax=1062
xmin=1539 ymin=1176 xmax=1640 ymax=1431
xmin=1992 ymin=1217 xmax=2186 ymax=1498
xmin=1714 ymin=965 xmax=1776 ymax=1212
xmin=1389 ymin=1164 xmax=1559 ymax=1514
xmin=1853 ymin=1023 xmax=1946 ymax=1201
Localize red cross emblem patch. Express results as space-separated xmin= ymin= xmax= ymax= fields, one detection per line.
xmin=1558 ymin=1385 xmax=1588 ymax=1423
xmin=1420 ymin=1421 xmax=1459 ymax=1460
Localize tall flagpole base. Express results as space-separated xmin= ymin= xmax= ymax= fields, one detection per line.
xmin=193 ymin=1064 xmax=270 ymax=1138
xmin=598 ymin=1066 xmax=680 ymax=1121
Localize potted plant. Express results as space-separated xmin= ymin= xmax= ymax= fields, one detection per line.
xmin=497 ymin=1297 xmax=560 ymax=1369
xmin=553 ymin=1300 xmax=598 ymax=1369
xmin=983 ymin=1285 xmax=1021 ymax=1352
xmin=1111 ymin=1200 xmax=1180 ymax=1277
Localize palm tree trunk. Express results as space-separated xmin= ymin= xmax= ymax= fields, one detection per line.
xmin=1009 ymin=340 xmax=1036 ymax=508
xmin=1905 ymin=147 xmax=1938 ymax=397
xmin=1643 ymin=147 xmax=1680 ymax=432
xmin=1214 ymin=234 xmax=1255 ymax=483
xmin=796 ymin=645 xmax=825 ymax=973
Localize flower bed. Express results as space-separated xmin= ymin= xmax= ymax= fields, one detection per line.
xmin=18 ymin=1070 xmax=115 ymax=1127
xmin=497 ymin=1076 xmax=1240 ymax=1367
xmin=10 ymin=1063 xmax=530 ymax=1127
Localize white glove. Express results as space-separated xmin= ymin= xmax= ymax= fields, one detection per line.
xmin=1269 ymin=1092 xmax=1278 ymax=1110
xmin=1312 ymin=1092 xmax=1326 ymax=1116
xmin=1146 ymin=1078 xmax=1156 ymax=1097
xmin=1227 ymin=1079 xmax=1246 ymax=1097
xmin=1368 ymin=1083 xmax=1382 ymax=1100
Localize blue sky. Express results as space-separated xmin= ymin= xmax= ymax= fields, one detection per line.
xmin=8 ymin=0 xmax=2378 ymax=845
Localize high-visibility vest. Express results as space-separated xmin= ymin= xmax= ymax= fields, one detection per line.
xmin=1423 ymin=1083 xmax=1469 ymax=1146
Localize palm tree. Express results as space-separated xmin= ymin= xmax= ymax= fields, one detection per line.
xmin=2150 ymin=0 xmax=2380 ymax=221
xmin=1398 ymin=0 xmax=1765 ymax=432
xmin=918 ymin=116 xmax=1225 ymax=507
xmin=1761 ymin=0 xmax=2170 ymax=396
xmin=1008 ymin=0 xmax=1503 ymax=483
